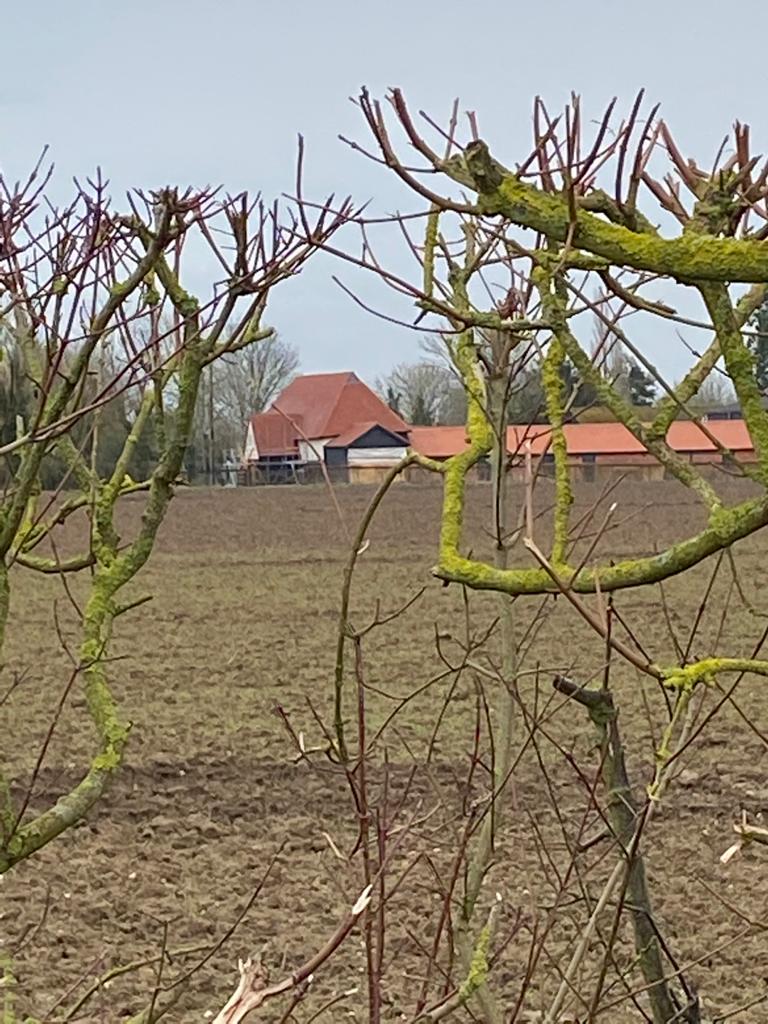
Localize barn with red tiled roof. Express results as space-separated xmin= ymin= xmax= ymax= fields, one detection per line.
xmin=244 ymin=372 xmax=410 ymax=482
xmin=409 ymin=419 xmax=755 ymax=482
xmin=409 ymin=420 xmax=754 ymax=459
xmin=243 ymin=371 xmax=757 ymax=485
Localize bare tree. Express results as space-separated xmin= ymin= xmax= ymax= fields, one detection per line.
xmin=215 ymin=332 xmax=299 ymax=435
xmin=275 ymin=86 xmax=768 ymax=1024
xmin=188 ymin=332 xmax=300 ymax=474
xmin=686 ymin=369 xmax=737 ymax=413
xmin=8 ymin=89 xmax=768 ymax=1024
xmin=376 ymin=360 xmax=464 ymax=425
xmin=0 ymin=161 xmax=348 ymax=878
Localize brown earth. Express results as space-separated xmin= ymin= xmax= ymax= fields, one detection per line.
xmin=2 ymin=479 xmax=767 ymax=1022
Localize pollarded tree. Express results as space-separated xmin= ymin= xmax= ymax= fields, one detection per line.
xmin=383 ymin=382 xmax=402 ymax=417
xmin=0 ymin=165 xmax=348 ymax=875
xmin=348 ymin=89 xmax=768 ymax=597
xmin=294 ymin=90 xmax=768 ymax=1024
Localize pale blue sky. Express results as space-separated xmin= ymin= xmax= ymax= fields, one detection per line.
xmin=3 ymin=0 xmax=768 ymax=385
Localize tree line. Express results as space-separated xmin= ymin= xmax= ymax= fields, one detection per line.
xmin=377 ymin=306 xmax=768 ymax=426
xmin=3 ymin=303 xmax=766 ymax=486
xmin=0 ymin=328 xmax=299 ymax=487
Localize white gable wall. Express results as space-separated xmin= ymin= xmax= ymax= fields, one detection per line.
xmin=244 ymin=422 xmax=258 ymax=462
xmin=299 ymin=438 xmax=333 ymax=462
xmin=348 ymin=446 xmax=408 ymax=466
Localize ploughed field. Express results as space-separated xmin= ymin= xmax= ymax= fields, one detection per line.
xmin=3 ymin=479 xmax=767 ymax=1022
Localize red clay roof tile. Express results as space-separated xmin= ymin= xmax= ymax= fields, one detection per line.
xmin=408 ymin=419 xmax=754 ymax=459
xmin=248 ymin=373 xmax=756 ymax=463
xmin=271 ymin=372 xmax=407 ymax=440
xmin=248 ymin=410 xmax=299 ymax=457
xmin=247 ymin=372 xmax=409 ymax=460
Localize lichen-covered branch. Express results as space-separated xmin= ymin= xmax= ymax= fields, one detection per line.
xmin=0 ymin=217 xmax=175 ymax=560
xmin=414 ymin=907 xmax=497 ymax=1024
xmin=437 ymin=330 xmax=494 ymax=570
xmin=1 ymin=175 xmax=347 ymax=874
xmin=435 ymin=488 xmax=768 ymax=595
xmin=444 ymin=140 xmax=768 ymax=283
xmin=536 ymin=265 xmax=721 ymax=510
xmin=353 ymin=90 xmax=768 ymax=609
xmin=538 ymin=295 xmax=572 ymax=565
xmin=433 ymin=265 xmax=768 ymax=597
xmin=699 ymin=282 xmax=768 ymax=478
xmin=3 ymin=325 xmax=210 ymax=871
xmin=454 ymin=369 xmax=514 ymax=1024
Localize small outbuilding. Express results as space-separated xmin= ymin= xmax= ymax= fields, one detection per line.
xmin=325 ymin=422 xmax=410 ymax=483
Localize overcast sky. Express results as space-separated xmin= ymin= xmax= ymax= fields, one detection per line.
xmin=3 ymin=0 xmax=768 ymax=386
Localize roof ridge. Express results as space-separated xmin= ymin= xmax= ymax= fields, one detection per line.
xmin=329 ymin=420 xmax=410 ymax=447
xmin=289 ymin=370 xmax=355 ymax=382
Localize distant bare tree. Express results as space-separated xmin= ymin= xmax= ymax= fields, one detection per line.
xmin=203 ymin=333 xmax=300 ymax=459
xmin=0 ymin=323 xmax=35 ymax=458
xmin=377 ymin=360 xmax=464 ymax=425
xmin=686 ymin=369 xmax=736 ymax=412
xmin=217 ymin=332 xmax=299 ymax=421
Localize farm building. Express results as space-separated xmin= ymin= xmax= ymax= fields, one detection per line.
xmin=243 ymin=372 xmax=410 ymax=484
xmin=243 ymin=372 xmax=757 ymax=486
xmin=409 ymin=419 xmax=756 ymax=482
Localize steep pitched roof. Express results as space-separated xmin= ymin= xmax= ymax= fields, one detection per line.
xmin=327 ymin=421 xmax=409 ymax=448
xmin=248 ymin=410 xmax=299 ymax=457
xmin=271 ymin=372 xmax=408 ymax=439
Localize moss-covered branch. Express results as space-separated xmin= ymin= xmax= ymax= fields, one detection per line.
xmin=432 ymin=271 xmax=768 ymax=597
xmin=536 ymin=269 xmax=721 ymax=510
xmin=0 ymin=218 xmax=174 ymax=560
xmin=105 ymin=387 xmax=155 ymax=502
xmin=3 ymin=274 xmax=206 ymax=872
xmin=435 ymin=490 xmax=768 ymax=594
xmin=699 ymin=282 xmax=768 ymax=478
xmin=539 ymin=297 xmax=572 ymax=564
xmin=445 ymin=141 xmax=768 ymax=283
xmin=415 ymin=907 xmax=497 ymax=1024
xmin=14 ymin=551 xmax=96 ymax=573
xmin=2 ymin=567 xmax=129 ymax=870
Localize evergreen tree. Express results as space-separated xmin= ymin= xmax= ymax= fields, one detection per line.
xmin=385 ymin=384 xmax=402 ymax=416
xmin=628 ymin=362 xmax=657 ymax=406
xmin=559 ymin=358 xmax=598 ymax=408
xmin=378 ymin=361 xmax=453 ymax=425
xmin=409 ymin=390 xmax=436 ymax=426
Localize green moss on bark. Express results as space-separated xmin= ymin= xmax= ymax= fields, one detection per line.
xmin=453 ymin=141 xmax=768 ymax=283
xmin=435 ymin=492 xmax=768 ymax=594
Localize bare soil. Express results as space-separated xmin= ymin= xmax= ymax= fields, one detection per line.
xmin=2 ymin=479 xmax=767 ymax=1022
